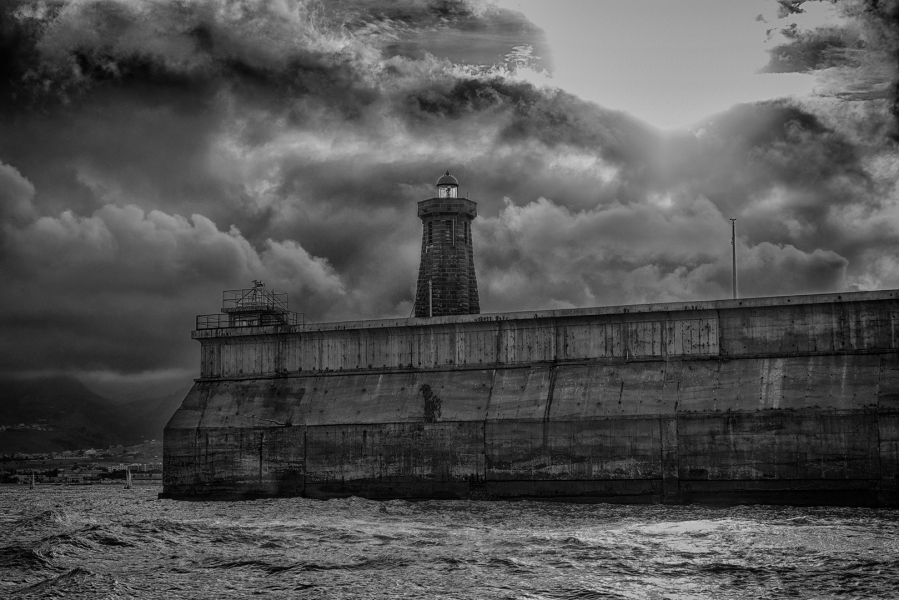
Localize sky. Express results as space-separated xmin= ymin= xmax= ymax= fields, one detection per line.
xmin=0 ymin=0 xmax=897 ymax=399
xmin=498 ymin=0 xmax=839 ymax=129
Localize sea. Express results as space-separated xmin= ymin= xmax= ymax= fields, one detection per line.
xmin=1 ymin=485 xmax=898 ymax=599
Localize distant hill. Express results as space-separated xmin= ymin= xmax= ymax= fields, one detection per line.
xmin=121 ymin=387 xmax=191 ymax=442
xmin=0 ymin=376 xmax=189 ymax=454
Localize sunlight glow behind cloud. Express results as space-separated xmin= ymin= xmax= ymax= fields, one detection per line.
xmin=498 ymin=0 xmax=843 ymax=129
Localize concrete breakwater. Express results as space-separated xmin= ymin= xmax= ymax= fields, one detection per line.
xmin=162 ymin=290 xmax=899 ymax=505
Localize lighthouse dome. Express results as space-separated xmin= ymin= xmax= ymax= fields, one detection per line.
xmin=436 ymin=171 xmax=459 ymax=187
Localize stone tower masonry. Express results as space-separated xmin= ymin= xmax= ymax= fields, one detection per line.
xmin=413 ymin=171 xmax=480 ymax=318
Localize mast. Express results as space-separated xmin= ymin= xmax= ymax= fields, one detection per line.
xmin=730 ymin=218 xmax=738 ymax=299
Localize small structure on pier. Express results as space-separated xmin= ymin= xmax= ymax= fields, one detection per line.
xmin=196 ymin=280 xmax=308 ymax=330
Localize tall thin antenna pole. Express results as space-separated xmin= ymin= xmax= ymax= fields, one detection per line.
xmin=730 ymin=218 xmax=737 ymax=299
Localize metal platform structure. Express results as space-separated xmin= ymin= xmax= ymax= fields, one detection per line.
xmin=196 ymin=280 xmax=310 ymax=330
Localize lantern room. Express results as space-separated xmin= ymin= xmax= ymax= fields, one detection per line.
xmin=436 ymin=171 xmax=459 ymax=198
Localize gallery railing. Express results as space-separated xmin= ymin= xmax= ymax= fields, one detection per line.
xmin=196 ymin=311 xmax=312 ymax=330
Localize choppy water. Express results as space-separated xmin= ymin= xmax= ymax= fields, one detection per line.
xmin=2 ymin=486 xmax=898 ymax=599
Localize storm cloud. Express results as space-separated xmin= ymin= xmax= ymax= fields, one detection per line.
xmin=0 ymin=0 xmax=896 ymax=396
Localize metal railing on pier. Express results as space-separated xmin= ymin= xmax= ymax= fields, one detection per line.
xmin=222 ymin=286 xmax=289 ymax=313
xmin=195 ymin=311 xmax=313 ymax=330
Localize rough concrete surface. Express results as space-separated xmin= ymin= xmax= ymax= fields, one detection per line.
xmin=163 ymin=290 xmax=899 ymax=505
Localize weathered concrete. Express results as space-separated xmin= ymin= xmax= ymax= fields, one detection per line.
xmin=163 ymin=289 xmax=899 ymax=505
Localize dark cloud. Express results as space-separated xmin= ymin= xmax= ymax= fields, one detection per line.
xmin=765 ymin=25 xmax=855 ymax=73
xmin=0 ymin=0 xmax=896 ymax=398
xmin=0 ymin=161 xmax=35 ymax=226
xmin=761 ymin=0 xmax=899 ymax=135
xmin=0 ymin=188 xmax=346 ymax=375
xmin=777 ymin=0 xmax=808 ymax=18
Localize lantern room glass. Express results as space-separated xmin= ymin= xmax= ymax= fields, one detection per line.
xmin=438 ymin=185 xmax=457 ymax=198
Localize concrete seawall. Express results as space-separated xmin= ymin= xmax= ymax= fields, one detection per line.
xmin=163 ymin=290 xmax=899 ymax=505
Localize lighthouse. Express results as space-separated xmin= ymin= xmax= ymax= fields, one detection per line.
xmin=413 ymin=171 xmax=480 ymax=317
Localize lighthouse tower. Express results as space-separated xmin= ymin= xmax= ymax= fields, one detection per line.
xmin=413 ymin=171 xmax=480 ymax=318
